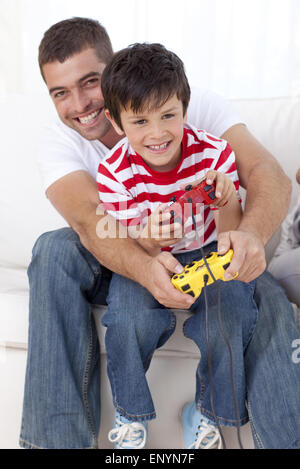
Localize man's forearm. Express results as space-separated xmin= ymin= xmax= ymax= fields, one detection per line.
xmin=76 ymin=210 xmax=152 ymax=287
xmin=222 ymin=124 xmax=292 ymax=246
xmin=215 ymin=191 xmax=243 ymax=234
xmin=238 ymin=161 xmax=291 ymax=245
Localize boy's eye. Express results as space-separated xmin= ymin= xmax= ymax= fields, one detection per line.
xmin=163 ymin=113 xmax=175 ymax=119
xmin=134 ymin=119 xmax=147 ymax=125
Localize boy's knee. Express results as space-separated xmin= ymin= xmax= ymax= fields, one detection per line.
xmin=103 ymin=307 xmax=175 ymax=342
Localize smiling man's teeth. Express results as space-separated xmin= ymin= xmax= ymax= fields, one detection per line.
xmin=78 ymin=110 xmax=100 ymax=124
xmin=149 ymin=142 xmax=169 ymax=150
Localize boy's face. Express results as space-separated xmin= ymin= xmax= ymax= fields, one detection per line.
xmin=107 ymin=95 xmax=187 ymax=172
xmin=42 ymin=47 xmax=112 ymax=143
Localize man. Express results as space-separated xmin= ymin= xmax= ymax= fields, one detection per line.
xmin=19 ymin=17 xmax=300 ymax=449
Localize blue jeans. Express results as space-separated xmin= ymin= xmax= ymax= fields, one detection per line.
xmin=19 ymin=228 xmax=111 ymax=449
xmin=20 ymin=228 xmax=300 ymax=449
xmin=102 ymin=244 xmax=258 ymax=426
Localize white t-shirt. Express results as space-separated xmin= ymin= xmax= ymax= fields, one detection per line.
xmin=37 ymin=88 xmax=244 ymax=193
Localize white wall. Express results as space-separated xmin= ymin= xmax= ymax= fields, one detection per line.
xmin=1 ymin=0 xmax=300 ymax=100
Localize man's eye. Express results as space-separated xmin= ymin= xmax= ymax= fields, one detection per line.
xmin=85 ymin=78 xmax=99 ymax=86
xmin=54 ymin=91 xmax=65 ymax=98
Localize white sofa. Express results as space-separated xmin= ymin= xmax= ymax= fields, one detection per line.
xmin=1 ymin=93 xmax=300 ymax=450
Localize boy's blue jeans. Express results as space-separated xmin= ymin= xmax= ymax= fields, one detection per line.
xmin=102 ymin=244 xmax=258 ymax=428
xmin=20 ymin=228 xmax=300 ymax=449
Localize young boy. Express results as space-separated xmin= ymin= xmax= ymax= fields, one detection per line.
xmin=97 ymin=43 xmax=258 ymax=449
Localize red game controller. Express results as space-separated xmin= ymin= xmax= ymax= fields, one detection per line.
xmin=164 ymin=180 xmax=217 ymax=224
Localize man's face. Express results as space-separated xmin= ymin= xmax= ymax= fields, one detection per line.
xmin=43 ymin=47 xmax=111 ymax=141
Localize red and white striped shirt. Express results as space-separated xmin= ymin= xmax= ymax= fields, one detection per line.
xmin=97 ymin=123 xmax=240 ymax=254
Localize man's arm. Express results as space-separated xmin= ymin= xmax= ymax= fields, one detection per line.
xmin=214 ymin=193 xmax=243 ymax=234
xmin=218 ymin=124 xmax=292 ymax=282
xmin=46 ymin=170 xmax=194 ymax=309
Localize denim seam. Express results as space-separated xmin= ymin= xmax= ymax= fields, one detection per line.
xmin=247 ymin=398 xmax=264 ymax=448
xmin=196 ymin=405 xmax=249 ymax=427
xmin=76 ymin=241 xmax=102 ymax=278
xmin=81 ymin=308 xmax=98 ymax=448
xmin=115 ymin=404 xmax=156 ymax=422
xmin=243 ymin=293 xmax=259 ymax=353
xmin=164 ymin=313 xmax=177 ymax=332
xmin=18 ymin=437 xmax=97 ymax=450
xmin=182 ymin=317 xmax=189 ymax=339
xmin=19 ymin=438 xmax=43 ymax=449
xmin=196 ymin=366 xmax=205 ymax=403
xmin=106 ymin=353 xmax=118 ymax=410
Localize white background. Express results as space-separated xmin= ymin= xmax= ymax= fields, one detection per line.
xmin=1 ymin=0 xmax=300 ymax=99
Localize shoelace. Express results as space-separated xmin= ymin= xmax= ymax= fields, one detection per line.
xmin=189 ymin=419 xmax=222 ymax=449
xmin=108 ymin=416 xmax=147 ymax=449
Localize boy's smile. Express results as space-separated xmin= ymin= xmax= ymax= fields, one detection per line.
xmin=107 ymin=95 xmax=187 ymax=172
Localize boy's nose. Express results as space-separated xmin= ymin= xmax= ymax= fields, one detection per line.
xmin=149 ymin=122 xmax=165 ymax=139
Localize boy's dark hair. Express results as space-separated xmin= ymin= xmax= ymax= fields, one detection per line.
xmin=38 ymin=17 xmax=113 ymax=80
xmin=101 ymin=43 xmax=191 ymax=130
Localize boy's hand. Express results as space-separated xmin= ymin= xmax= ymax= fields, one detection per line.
xmin=180 ymin=170 xmax=236 ymax=208
xmin=138 ymin=203 xmax=183 ymax=254
xmin=205 ymin=170 xmax=236 ymax=208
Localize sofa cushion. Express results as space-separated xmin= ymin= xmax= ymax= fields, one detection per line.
xmin=0 ymin=266 xmax=29 ymax=346
xmin=232 ymin=96 xmax=300 ymax=206
xmin=0 ymin=265 xmax=199 ymax=357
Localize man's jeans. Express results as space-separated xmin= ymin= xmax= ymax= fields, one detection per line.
xmin=20 ymin=228 xmax=300 ymax=449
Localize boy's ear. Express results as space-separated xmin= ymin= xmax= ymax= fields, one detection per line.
xmin=104 ymin=109 xmax=124 ymax=136
xmin=183 ymin=111 xmax=188 ymax=124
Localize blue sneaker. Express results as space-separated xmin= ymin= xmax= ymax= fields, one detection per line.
xmin=108 ymin=410 xmax=148 ymax=449
xmin=181 ymin=402 xmax=222 ymax=449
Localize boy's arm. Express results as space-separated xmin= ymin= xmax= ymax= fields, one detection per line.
xmin=46 ymin=170 xmax=195 ymax=309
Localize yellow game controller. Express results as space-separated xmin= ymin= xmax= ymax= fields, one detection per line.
xmin=171 ymin=250 xmax=238 ymax=299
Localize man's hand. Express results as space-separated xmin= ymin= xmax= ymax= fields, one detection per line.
xmin=142 ymin=251 xmax=195 ymax=309
xmin=217 ymin=230 xmax=266 ymax=283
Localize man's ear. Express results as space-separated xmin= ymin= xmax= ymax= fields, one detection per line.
xmin=104 ymin=109 xmax=124 ymax=135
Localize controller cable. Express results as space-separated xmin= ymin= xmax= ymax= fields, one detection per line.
xmin=187 ymin=199 xmax=244 ymax=450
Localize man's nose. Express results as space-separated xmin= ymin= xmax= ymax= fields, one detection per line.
xmin=72 ymin=90 xmax=92 ymax=114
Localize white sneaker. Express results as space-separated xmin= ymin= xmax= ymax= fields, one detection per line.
xmin=108 ymin=411 xmax=148 ymax=449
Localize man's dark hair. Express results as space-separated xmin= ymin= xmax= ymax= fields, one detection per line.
xmin=38 ymin=17 xmax=113 ymax=80
xmin=101 ymin=43 xmax=191 ymax=130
